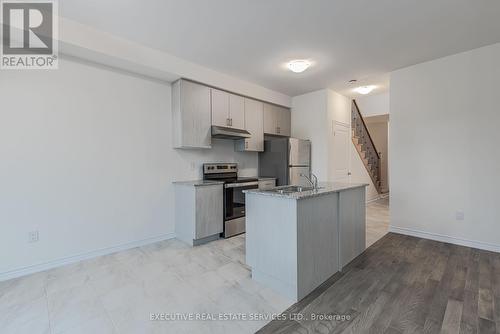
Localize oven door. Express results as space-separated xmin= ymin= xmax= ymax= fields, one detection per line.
xmin=224 ymin=181 xmax=259 ymax=221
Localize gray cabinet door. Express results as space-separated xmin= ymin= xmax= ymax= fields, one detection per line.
xmin=263 ymin=103 xmax=291 ymax=136
xmin=278 ymin=107 xmax=291 ymax=136
xmin=339 ymin=188 xmax=366 ymax=269
xmin=263 ymin=103 xmax=278 ymax=135
xmin=245 ymin=98 xmax=264 ymax=151
xmin=229 ymin=93 xmax=245 ymax=130
xmin=195 ymin=185 xmax=223 ymax=239
xmin=173 ymin=80 xmax=212 ymax=149
xmin=211 ymin=88 xmax=230 ymax=127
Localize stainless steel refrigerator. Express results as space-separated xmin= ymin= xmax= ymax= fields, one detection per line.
xmin=258 ymin=138 xmax=311 ymax=187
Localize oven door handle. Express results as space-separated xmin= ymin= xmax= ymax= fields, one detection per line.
xmin=224 ymin=181 xmax=259 ymax=188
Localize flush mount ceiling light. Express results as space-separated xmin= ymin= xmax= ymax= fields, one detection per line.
xmin=287 ymin=60 xmax=311 ymax=73
xmin=354 ymin=85 xmax=376 ymax=95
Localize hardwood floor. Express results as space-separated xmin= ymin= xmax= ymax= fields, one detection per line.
xmin=257 ymin=233 xmax=500 ymax=334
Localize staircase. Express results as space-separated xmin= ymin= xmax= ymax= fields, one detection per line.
xmin=351 ymin=100 xmax=382 ymax=193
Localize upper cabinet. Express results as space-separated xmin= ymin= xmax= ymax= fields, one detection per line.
xmin=229 ymin=93 xmax=245 ymax=130
xmin=278 ymin=106 xmax=291 ymax=136
xmin=235 ymin=98 xmax=264 ymax=152
xmin=211 ymin=88 xmax=245 ymax=130
xmin=172 ymin=79 xmax=212 ymax=149
xmin=263 ymin=103 xmax=291 ymax=137
xmin=211 ymin=88 xmax=230 ymax=127
xmin=172 ymin=78 xmax=290 ymax=150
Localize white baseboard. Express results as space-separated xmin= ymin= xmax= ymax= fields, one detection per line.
xmin=0 ymin=232 xmax=176 ymax=282
xmin=389 ymin=226 xmax=500 ymax=253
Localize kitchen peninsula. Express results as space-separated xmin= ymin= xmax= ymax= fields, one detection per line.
xmin=245 ymin=182 xmax=368 ymax=302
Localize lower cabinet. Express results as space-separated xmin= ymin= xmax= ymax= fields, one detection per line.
xmin=258 ymin=178 xmax=276 ymax=190
xmin=174 ymin=183 xmax=223 ymax=246
xmin=338 ymin=187 xmax=366 ymax=269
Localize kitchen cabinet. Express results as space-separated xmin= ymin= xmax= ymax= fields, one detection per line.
xmin=278 ymin=106 xmax=291 ymax=136
xmin=174 ymin=182 xmax=223 ymax=246
xmin=258 ymin=178 xmax=276 ymax=190
xmin=211 ymin=88 xmax=245 ymax=130
xmin=172 ymin=79 xmax=212 ymax=149
xmin=246 ymin=183 xmax=367 ymax=302
xmin=229 ymin=93 xmax=245 ymax=130
xmin=263 ymin=103 xmax=276 ymax=135
xmin=211 ymin=88 xmax=230 ymax=127
xmin=338 ymin=187 xmax=366 ymax=269
xmin=263 ymin=103 xmax=291 ymax=136
xmin=235 ymin=98 xmax=264 ymax=152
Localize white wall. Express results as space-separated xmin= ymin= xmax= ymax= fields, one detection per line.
xmin=291 ymin=90 xmax=329 ymax=181
xmin=58 ymin=18 xmax=291 ymax=107
xmin=355 ymin=92 xmax=389 ymax=117
xmin=0 ymin=57 xmax=258 ymax=279
xmin=390 ymin=42 xmax=500 ymax=251
xmin=291 ymin=89 xmax=378 ymax=201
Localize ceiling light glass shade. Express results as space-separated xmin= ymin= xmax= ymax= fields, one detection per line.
xmin=354 ymin=85 xmax=376 ymax=95
xmin=287 ymin=60 xmax=311 ymax=73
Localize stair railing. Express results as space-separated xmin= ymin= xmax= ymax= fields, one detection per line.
xmin=351 ymin=100 xmax=381 ymax=189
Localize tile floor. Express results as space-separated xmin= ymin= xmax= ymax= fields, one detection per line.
xmin=0 ymin=198 xmax=389 ymax=334
xmin=366 ymin=197 xmax=390 ymax=247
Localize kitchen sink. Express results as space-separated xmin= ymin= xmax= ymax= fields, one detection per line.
xmin=269 ymin=185 xmax=321 ymax=194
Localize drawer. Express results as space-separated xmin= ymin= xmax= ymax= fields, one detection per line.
xmin=258 ymin=179 xmax=276 ymax=190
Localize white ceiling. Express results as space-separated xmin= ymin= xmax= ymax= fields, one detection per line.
xmin=60 ymin=0 xmax=500 ymax=97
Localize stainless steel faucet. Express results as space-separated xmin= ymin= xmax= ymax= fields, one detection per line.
xmin=300 ymin=173 xmax=319 ymax=190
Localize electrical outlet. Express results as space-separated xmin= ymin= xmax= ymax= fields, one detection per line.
xmin=455 ymin=211 xmax=465 ymax=221
xmin=28 ymin=231 xmax=39 ymax=243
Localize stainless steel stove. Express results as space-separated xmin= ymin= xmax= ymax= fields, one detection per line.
xmin=203 ymin=163 xmax=258 ymax=238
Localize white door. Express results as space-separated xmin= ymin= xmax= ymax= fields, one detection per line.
xmin=332 ymin=123 xmax=351 ymax=182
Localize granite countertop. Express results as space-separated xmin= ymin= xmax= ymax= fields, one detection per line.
xmin=243 ymin=182 xmax=368 ymax=200
xmin=174 ymin=176 xmax=275 ymax=186
xmin=173 ymin=180 xmax=224 ymax=187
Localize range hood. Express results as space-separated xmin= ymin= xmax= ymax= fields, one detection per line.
xmin=211 ymin=125 xmax=251 ymax=139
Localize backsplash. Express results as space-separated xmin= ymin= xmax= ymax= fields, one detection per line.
xmin=175 ymin=138 xmax=259 ymax=180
